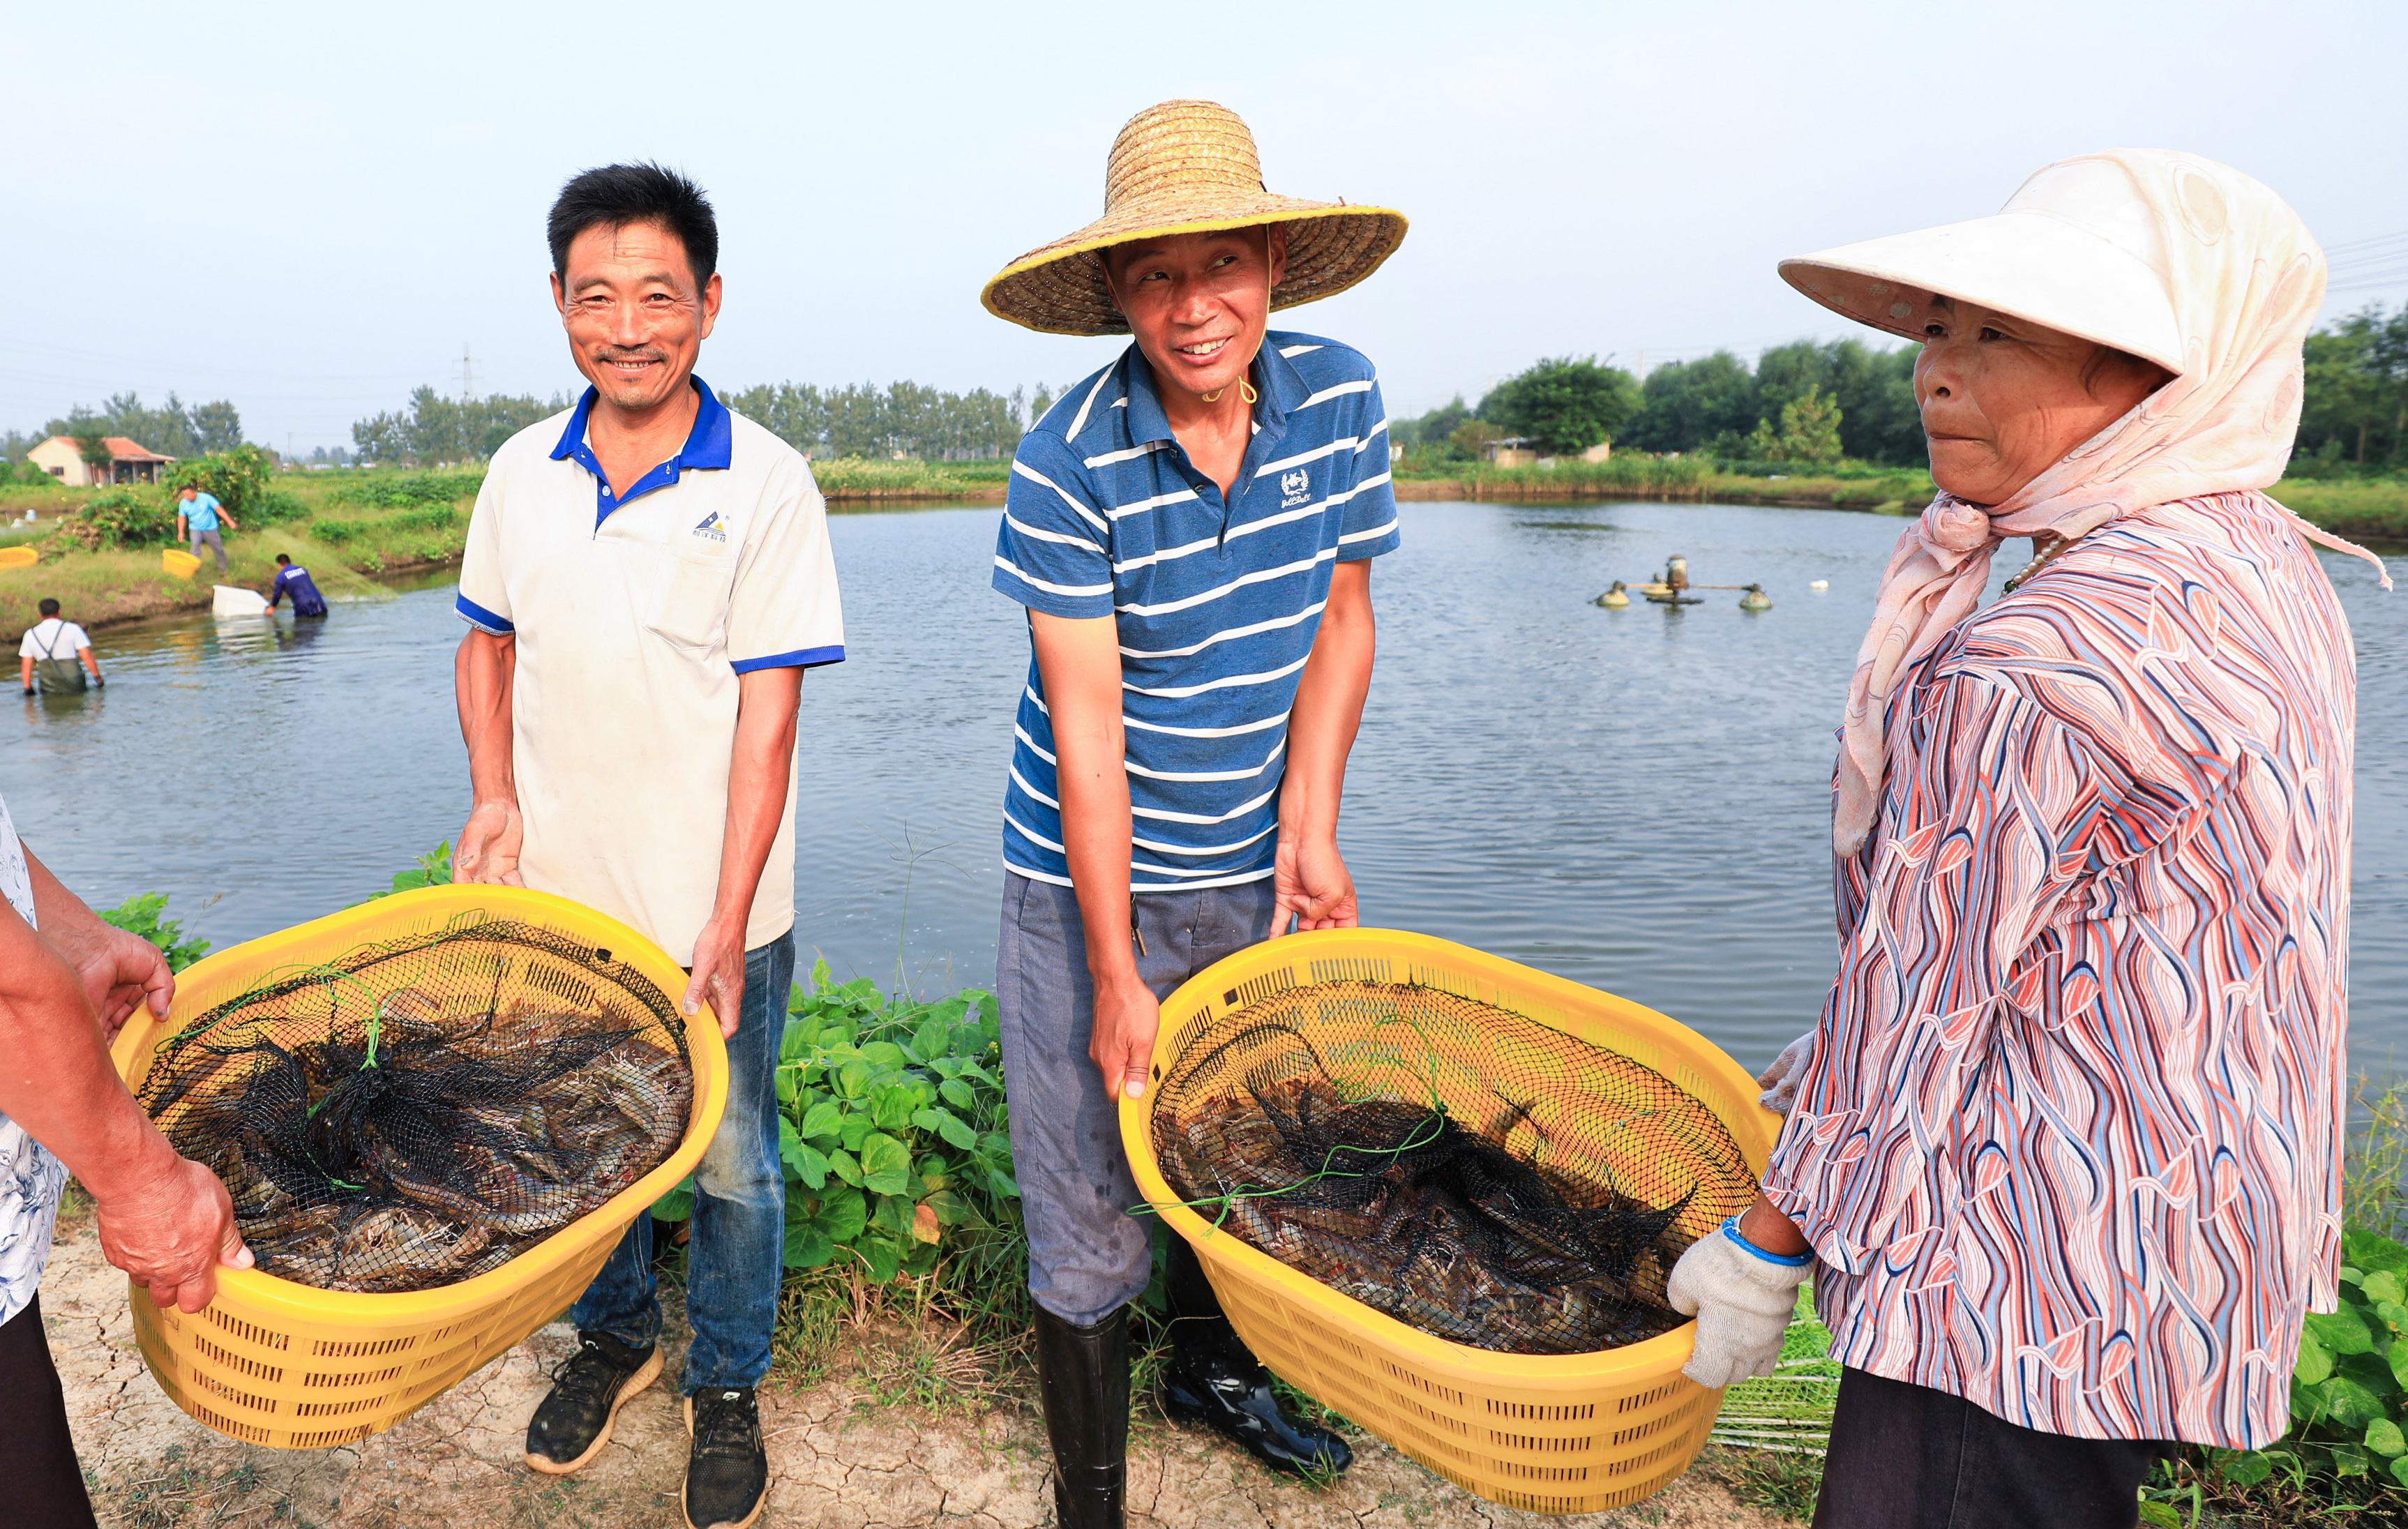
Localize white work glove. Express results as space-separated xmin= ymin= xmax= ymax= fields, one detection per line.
xmin=1668 ymin=1219 xmax=1811 ymax=1388
xmin=1756 ymin=1030 xmax=1817 ymax=1115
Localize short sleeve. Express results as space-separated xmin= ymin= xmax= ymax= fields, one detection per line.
xmin=1337 ymin=379 xmax=1399 ymax=562
xmin=454 ymin=469 xmax=514 ymax=635
xmin=15 ymin=631 xmax=33 ymax=658
xmin=726 ymin=456 xmax=845 ymax=673
xmin=992 ymin=432 xmax=1115 ymax=618
xmin=67 ymin=624 xmax=90 ymax=650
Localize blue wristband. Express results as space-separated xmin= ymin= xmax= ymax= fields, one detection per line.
xmin=1721 ymin=1213 xmax=1813 ymax=1267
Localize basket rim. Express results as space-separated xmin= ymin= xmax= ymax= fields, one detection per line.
xmin=1120 ymin=926 xmax=1779 ymax=1380
xmin=111 ymin=883 xmax=730 ymax=1323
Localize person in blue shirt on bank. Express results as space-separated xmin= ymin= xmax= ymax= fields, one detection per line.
xmin=174 ymin=485 xmax=236 ymax=572
xmin=979 ymin=99 xmax=1406 ymax=1528
xmin=264 ymin=555 xmax=328 ymax=618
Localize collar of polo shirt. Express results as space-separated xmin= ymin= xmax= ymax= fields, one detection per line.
xmin=1120 ymin=340 xmax=1313 ymax=460
xmin=550 ymin=376 xmax=735 ymax=528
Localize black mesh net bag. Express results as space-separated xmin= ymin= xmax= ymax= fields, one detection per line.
xmin=136 ymin=917 xmax=693 ymax=1294
xmin=1150 ymin=981 xmax=1756 ymax=1355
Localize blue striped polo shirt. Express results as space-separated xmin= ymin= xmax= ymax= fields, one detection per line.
xmin=991 ymin=331 xmax=1399 ymax=891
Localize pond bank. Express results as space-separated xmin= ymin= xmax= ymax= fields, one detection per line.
xmin=47 ymin=1226 xmax=1775 ymax=1529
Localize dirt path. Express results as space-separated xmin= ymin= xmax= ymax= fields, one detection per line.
xmin=45 ymin=1222 xmax=1778 ymax=1529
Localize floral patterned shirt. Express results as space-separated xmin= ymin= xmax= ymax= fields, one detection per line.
xmin=1766 ymin=492 xmax=2354 ymax=1448
xmin=0 ymin=792 xmax=66 ymax=1328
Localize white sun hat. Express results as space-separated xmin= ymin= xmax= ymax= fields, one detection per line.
xmin=1779 ymin=154 xmax=2186 ymax=375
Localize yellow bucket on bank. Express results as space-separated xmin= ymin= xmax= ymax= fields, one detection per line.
xmin=163 ymin=548 xmax=202 ymax=579
xmin=1122 ymin=928 xmax=1779 ymax=1516
xmin=109 ymin=885 xmax=728 ymax=1449
xmin=0 ymin=545 xmax=36 ymax=568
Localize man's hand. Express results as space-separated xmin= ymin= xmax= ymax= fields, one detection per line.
xmin=682 ymin=913 xmax=746 ymax=1041
xmin=1270 ymin=833 xmax=1360 ymax=938
xmin=96 ymin=1154 xmax=254 ymax=1313
xmin=453 ymin=798 xmax=525 ymax=886
xmin=1090 ymin=972 xmax=1160 ymax=1103
xmin=48 ymin=917 xmax=173 ymax=1041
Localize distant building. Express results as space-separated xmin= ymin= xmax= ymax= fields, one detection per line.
xmin=1487 ymin=436 xmax=1537 ymax=469
xmin=27 ymin=435 xmax=174 ymax=486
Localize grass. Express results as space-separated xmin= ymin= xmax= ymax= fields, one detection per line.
xmin=1398 ymin=453 xmax=2408 ymax=541
xmin=808 ymin=456 xmax=1007 ymax=501
xmin=0 ymin=468 xmax=474 ymax=636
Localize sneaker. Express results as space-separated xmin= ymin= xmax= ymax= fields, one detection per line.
xmin=523 ymin=1330 xmax=662 ymax=1475
xmin=682 ymin=1386 xmax=769 ymax=1529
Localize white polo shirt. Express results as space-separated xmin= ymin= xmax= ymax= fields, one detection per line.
xmin=456 ymin=377 xmax=844 ymax=965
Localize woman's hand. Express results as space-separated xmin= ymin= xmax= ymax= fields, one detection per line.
xmin=1668 ymin=1200 xmax=1812 ymax=1387
xmin=1756 ymin=1030 xmax=1817 ymax=1115
xmin=96 ymin=1154 xmax=254 ymax=1313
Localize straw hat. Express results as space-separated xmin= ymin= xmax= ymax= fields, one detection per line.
xmin=981 ymin=100 xmax=1408 ymax=336
xmin=1779 ymin=156 xmax=2187 ymax=375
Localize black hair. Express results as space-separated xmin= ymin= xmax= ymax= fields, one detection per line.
xmin=547 ymin=163 xmax=718 ymax=289
xmin=276 ymin=553 xmax=292 ymax=564
xmin=38 ymin=598 xmax=59 ymax=617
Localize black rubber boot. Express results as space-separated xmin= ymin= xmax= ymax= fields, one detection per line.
xmin=1033 ymin=1304 xmax=1129 ymax=1529
xmin=1159 ymin=1239 xmax=1353 ymax=1480
xmin=524 ymin=1330 xmax=662 ymax=1475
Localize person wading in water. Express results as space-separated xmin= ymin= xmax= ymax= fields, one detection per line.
xmin=978 ymin=99 xmax=1406 ymax=1528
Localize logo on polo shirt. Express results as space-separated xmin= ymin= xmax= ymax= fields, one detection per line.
xmin=1279 ymin=467 xmax=1311 ymax=508
xmin=691 ymin=510 xmax=728 ymax=544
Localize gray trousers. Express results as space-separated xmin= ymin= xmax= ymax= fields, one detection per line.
xmin=190 ymin=528 xmax=225 ymax=570
xmin=995 ymin=872 xmax=1278 ymax=1325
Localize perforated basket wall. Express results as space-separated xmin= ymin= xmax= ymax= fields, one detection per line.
xmin=1121 ymin=929 xmax=1780 ymax=1516
xmin=109 ymin=886 xmax=728 ymax=1450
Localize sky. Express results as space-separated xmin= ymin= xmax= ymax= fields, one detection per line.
xmin=8 ymin=0 xmax=2406 ymax=454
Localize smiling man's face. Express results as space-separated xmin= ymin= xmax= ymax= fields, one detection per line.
xmin=1103 ymin=225 xmax=1288 ymax=405
xmin=552 ymin=220 xmax=721 ymax=415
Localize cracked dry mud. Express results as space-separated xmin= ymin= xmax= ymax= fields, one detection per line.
xmin=45 ymin=1220 xmax=1777 ymax=1528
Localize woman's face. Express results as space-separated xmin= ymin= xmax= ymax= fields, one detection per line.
xmin=1913 ymin=297 xmax=2167 ymax=505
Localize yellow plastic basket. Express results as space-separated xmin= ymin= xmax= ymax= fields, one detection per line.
xmin=162 ymin=548 xmax=202 ymax=579
xmin=0 ymin=545 xmax=37 ymax=568
xmin=108 ymin=885 xmax=727 ymax=1449
xmin=1121 ymin=928 xmax=1780 ymax=1516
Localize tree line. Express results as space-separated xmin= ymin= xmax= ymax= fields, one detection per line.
xmin=0 ymin=392 xmax=246 ymax=469
xmin=347 ymin=380 xmax=1062 ymax=467
xmin=1400 ymin=302 xmax=2408 ymax=474
xmin=1394 ymin=342 xmax=1923 ymax=468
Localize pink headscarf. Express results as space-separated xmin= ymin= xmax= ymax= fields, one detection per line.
xmin=1833 ymin=149 xmax=2391 ymax=857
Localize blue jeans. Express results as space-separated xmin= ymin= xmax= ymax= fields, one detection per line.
xmin=995 ymin=873 xmax=1277 ymax=1325
xmin=569 ymin=932 xmax=792 ymax=1393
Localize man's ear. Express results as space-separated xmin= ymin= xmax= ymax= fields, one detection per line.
xmin=699 ymin=271 xmax=722 ymax=340
xmin=550 ymin=270 xmax=568 ymax=319
xmin=1265 ymin=224 xmax=1290 ymax=289
xmin=1094 ymin=250 xmax=1125 ymax=318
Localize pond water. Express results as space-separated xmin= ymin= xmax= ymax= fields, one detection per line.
xmin=8 ymin=501 xmax=2402 ymax=1076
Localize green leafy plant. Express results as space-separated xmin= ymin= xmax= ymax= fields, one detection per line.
xmin=98 ymin=892 xmax=210 ymax=972
xmin=364 ymin=841 xmax=452 ymax=901
xmin=164 ymin=444 xmax=280 ymax=522
xmin=657 ymin=961 xmax=1016 ymax=1288
xmin=2206 ymin=1227 xmax=2408 ymax=1496
xmin=67 ymin=487 xmax=178 ymax=548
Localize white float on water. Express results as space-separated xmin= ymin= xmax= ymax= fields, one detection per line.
xmin=212 ymin=585 xmax=271 ymax=617
xmin=1809 ymin=580 xmax=1830 ymax=592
